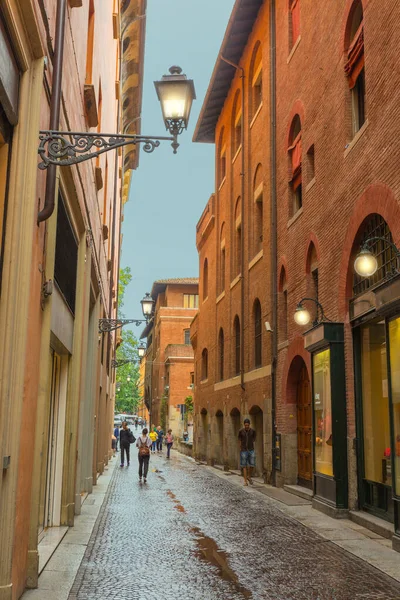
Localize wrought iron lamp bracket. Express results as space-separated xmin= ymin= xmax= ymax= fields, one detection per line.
xmin=296 ymin=297 xmax=332 ymax=328
xmin=98 ymin=318 xmax=146 ymax=333
xmin=111 ymin=359 xmax=140 ymax=369
xmin=38 ymin=130 xmax=179 ymax=169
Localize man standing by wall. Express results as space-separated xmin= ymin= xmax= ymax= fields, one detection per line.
xmin=238 ymin=419 xmax=256 ymax=486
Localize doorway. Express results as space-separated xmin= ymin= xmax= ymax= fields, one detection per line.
xmin=249 ymin=405 xmax=264 ymax=477
xmin=215 ymin=410 xmax=224 ymax=466
xmin=297 ymin=364 xmax=312 ymax=486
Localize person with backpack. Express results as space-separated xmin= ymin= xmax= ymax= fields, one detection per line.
xmin=136 ymin=428 xmax=152 ymax=482
xmin=119 ymin=421 xmax=135 ymax=467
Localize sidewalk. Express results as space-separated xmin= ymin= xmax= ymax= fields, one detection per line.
xmin=22 ymin=459 xmax=117 ymax=600
xmin=202 ymin=462 xmax=400 ymax=584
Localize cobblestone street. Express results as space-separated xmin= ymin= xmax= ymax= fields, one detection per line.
xmin=65 ymin=451 xmax=400 ymax=600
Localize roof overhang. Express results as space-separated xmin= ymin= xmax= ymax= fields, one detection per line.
xmin=193 ymin=0 xmax=263 ymax=144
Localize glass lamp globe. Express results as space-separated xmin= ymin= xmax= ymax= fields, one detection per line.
xmin=294 ymin=306 xmax=311 ymax=326
xmin=354 ymin=249 xmax=378 ymax=277
xmin=154 ymin=66 xmax=196 ymax=129
xmin=140 ymin=293 xmax=154 ymax=318
xmin=138 ymin=344 xmax=146 ymax=359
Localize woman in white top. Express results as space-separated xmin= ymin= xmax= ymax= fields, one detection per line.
xmin=136 ymin=428 xmax=152 ymax=482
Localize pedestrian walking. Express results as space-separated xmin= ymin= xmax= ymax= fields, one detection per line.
xmin=136 ymin=428 xmax=152 ymax=483
xmin=238 ymin=418 xmax=256 ymax=486
xmin=111 ymin=434 xmax=117 ymax=457
xmin=114 ymin=424 xmax=120 ymax=451
xmin=119 ymin=421 xmax=136 ymax=467
xmin=156 ymin=425 xmax=164 ymax=454
xmin=149 ymin=428 xmax=158 ymax=453
xmin=165 ymin=429 xmax=174 ymax=459
xmin=135 ymin=418 xmax=139 ymax=430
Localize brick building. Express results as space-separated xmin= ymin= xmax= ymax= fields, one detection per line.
xmin=193 ymin=0 xmax=400 ymax=551
xmin=141 ymin=279 xmax=198 ymax=439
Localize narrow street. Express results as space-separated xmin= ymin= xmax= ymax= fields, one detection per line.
xmin=66 ymin=451 xmax=400 ymax=600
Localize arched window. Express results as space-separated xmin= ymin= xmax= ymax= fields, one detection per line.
xmin=218 ymin=127 xmax=226 ymax=186
xmin=306 ymin=242 xmax=319 ymax=322
xmin=250 ymin=42 xmax=262 ymax=118
xmin=219 ymin=223 xmax=226 ymax=294
xmin=254 ymin=299 xmax=262 ymax=368
xmin=253 ymin=164 xmax=263 ymax=256
xmin=201 ymin=348 xmax=208 ymax=381
xmin=203 ymin=258 xmax=208 ymax=301
xmin=218 ymin=328 xmax=224 ymax=381
xmin=234 ymin=316 xmax=240 ymax=376
xmin=234 ymin=198 xmax=242 ymax=277
xmin=345 ymin=1 xmax=365 ymax=137
xmin=288 ymin=115 xmax=302 ymax=215
xmin=232 ymin=90 xmax=242 ymax=155
xmin=278 ymin=267 xmax=288 ymax=343
xmin=289 ymin=0 xmax=300 ymax=51
xmin=353 ymin=214 xmax=397 ymax=296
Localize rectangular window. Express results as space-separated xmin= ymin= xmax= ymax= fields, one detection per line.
xmin=313 ymin=348 xmax=333 ymax=477
xmin=234 ymin=112 xmax=242 ymax=154
xmin=190 ymin=371 xmax=194 ymax=386
xmin=220 ymin=148 xmax=226 ymax=184
xmin=183 ymin=294 xmax=199 ymax=309
xmin=389 ymin=316 xmax=400 ymax=496
xmin=184 ymin=329 xmax=190 ymax=345
xmin=293 ymin=183 xmax=302 ymax=214
xmin=54 ymin=192 xmax=78 ymax=314
xmin=351 ymin=69 xmax=366 ymax=137
xmin=252 ymin=67 xmax=262 ymax=115
xmin=307 ymin=144 xmax=315 ymax=182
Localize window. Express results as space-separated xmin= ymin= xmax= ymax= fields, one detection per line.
xmin=289 ymin=0 xmax=300 ymax=50
xmin=352 ymin=214 xmax=397 ymax=297
xmin=220 ymin=223 xmax=226 ymax=294
xmin=190 ymin=371 xmax=195 ymax=387
xmin=388 ymin=316 xmax=400 ymax=495
xmin=234 ymin=198 xmax=242 ymax=277
xmin=54 ymin=192 xmax=78 ymax=314
xmin=253 ymin=165 xmax=263 ymax=257
xmin=254 ymin=299 xmax=262 ymax=368
xmin=345 ymin=1 xmax=365 ymax=136
xmin=306 ymin=144 xmax=315 ymax=183
xmin=234 ymin=316 xmax=240 ymax=376
xmin=183 ymin=294 xmax=199 ymax=308
xmin=218 ymin=328 xmax=224 ymax=381
xmin=313 ymin=349 xmax=333 ymax=476
xmin=288 ymin=115 xmax=302 ymax=215
xmin=250 ymin=43 xmax=262 ymax=118
xmin=232 ymin=90 xmax=242 ymax=155
xmin=184 ymin=329 xmax=190 ymax=345
xmin=279 ymin=268 xmax=288 ymax=343
xmin=306 ymin=242 xmax=319 ymax=322
xmin=218 ymin=128 xmax=226 ymax=186
xmin=203 ymin=258 xmax=208 ymax=301
xmin=201 ymin=348 xmax=208 ymax=381
xmin=85 ymin=0 xmax=95 ymax=85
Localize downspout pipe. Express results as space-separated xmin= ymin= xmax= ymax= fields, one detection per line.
xmin=269 ymin=0 xmax=277 ymax=486
xmin=37 ymin=0 xmax=67 ymax=224
xmin=220 ymin=55 xmax=245 ymax=392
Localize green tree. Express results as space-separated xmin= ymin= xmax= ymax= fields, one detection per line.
xmin=115 ymin=267 xmax=141 ymax=414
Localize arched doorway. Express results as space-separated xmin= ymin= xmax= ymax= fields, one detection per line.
xmin=214 ymin=410 xmax=224 ymax=466
xmin=249 ymin=405 xmax=263 ymax=477
xmin=297 ymin=364 xmax=312 ymax=486
xmin=228 ymin=407 xmax=241 ymax=468
xmin=198 ymin=408 xmax=208 ymax=461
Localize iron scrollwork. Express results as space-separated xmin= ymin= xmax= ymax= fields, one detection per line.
xmin=38 ymin=130 xmax=177 ymax=169
xmin=98 ymin=318 xmax=146 ymax=333
xmin=111 ymin=359 xmax=137 ymax=369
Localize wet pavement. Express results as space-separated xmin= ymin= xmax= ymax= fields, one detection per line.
xmin=68 ymin=452 xmax=400 ymax=600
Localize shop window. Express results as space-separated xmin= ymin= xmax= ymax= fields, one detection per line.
xmin=201 ymin=348 xmax=208 ymax=381
xmin=85 ymin=0 xmax=95 ymax=84
xmin=289 ymin=0 xmax=300 ymax=51
xmin=183 ymin=294 xmax=199 ymax=308
xmin=254 ymin=299 xmax=262 ymax=368
xmin=388 ymin=316 xmax=400 ymax=496
xmin=218 ymin=328 xmax=224 ymax=381
xmin=234 ymin=316 xmax=240 ymax=376
xmin=307 ymin=144 xmax=315 ymax=182
xmin=360 ymin=321 xmax=390 ymax=487
xmin=344 ymin=1 xmax=366 ymax=137
xmin=352 ymin=214 xmax=397 ymax=296
xmin=232 ymin=90 xmax=242 ymax=155
xmin=313 ymin=348 xmax=333 ymax=476
xmin=234 ymin=197 xmax=242 ymax=277
xmin=54 ymin=192 xmax=78 ymax=314
xmin=250 ymin=42 xmax=262 ymax=118
xmin=253 ymin=164 xmax=263 ymax=257
xmin=203 ymin=258 xmax=208 ymax=301
xmin=288 ymin=114 xmax=302 ymax=215
xmin=219 ymin=223 xmax=226 ymax=294
xmin=184 ymin=329 xmax=190 ymax=345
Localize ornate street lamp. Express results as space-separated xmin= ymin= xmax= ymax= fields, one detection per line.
xmin=138 ymin=343 xmax=146 ymax=359
xmin=140 ymin=293 xmax=155 ymax=320
xmin=99 ymin=292 xmax=155 ymax=333
xmin=354 ymin=237 xmax=400 ymax=277
xmin=38 ymin=66 xmax=196 ymax=168
xmin=294 ymin=297 xmax=332 ymax=328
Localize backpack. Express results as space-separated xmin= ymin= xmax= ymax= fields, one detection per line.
xmin=138 ymin=436 xmax=150 ymax=456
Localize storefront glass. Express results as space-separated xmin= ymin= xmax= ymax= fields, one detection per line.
xmin=313 ymin=349 xmax=333 ymax=476
xmin=360 ymin=321 xmax=391 ymax=487
xmin=389 ymin=316 xmax=400 ymax=496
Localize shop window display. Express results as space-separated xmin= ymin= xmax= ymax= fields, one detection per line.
xmin=313 ymin=349 xmax=333 ymax=476
xmin=389 ymin=316 xmax=400 ymax=496
xmin=360 ymin=321 xmax=391 ymax=487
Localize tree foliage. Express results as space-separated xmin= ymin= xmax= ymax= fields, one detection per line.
xmin=115 ymin=267 xmax=141 ymax=414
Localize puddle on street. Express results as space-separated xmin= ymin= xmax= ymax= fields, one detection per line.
xmin=190 ymin=526 xmax=252 ymax=599
xmin=166 ymin=489 xmax=186 ymax=513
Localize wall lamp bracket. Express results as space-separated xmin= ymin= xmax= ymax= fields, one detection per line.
xmin=98 ymin=318 xmax=147 ymax=333
xmin=294 ymin=297 xmax=332 ymax=328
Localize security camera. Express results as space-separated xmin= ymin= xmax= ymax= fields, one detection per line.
xmin=265 ymin=321 xmax=273 ymax=332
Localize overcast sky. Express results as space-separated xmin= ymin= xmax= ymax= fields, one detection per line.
xmin=120 ymin=0 xmax=235 ymax=329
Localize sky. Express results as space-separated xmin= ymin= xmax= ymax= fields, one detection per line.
xmin=120 ymin=0 xmax=235 ymax=326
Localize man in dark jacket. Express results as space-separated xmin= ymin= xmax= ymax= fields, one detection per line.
xmin=119 ymin=421 xmax=135 ymax=467
xmin=238 ymin=418 xmax=256 ymax=486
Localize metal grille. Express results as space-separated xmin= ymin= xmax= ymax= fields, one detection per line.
xmin=54 ymin=192 xmax=78 ymax=314
xmin=353 ymin=214 xmax=397 ymax=296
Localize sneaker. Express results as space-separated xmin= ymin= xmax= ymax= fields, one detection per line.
xmin=120 ymin=464 xmax=124 ymax=467
xmin=143 ymin=478 xmax=147 ymax=483
xmin=248 ymin=477 xmax=253 ymax=485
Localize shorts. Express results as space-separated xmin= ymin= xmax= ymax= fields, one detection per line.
xmin=240 ymin=450 xmax=256 ymax=468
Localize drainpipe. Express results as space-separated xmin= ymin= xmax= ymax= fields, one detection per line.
xmin=220 ymin=55 xmax=245 ymax=392
xmin=269 ymin=0 xmax=277 ymax=486
xmin=37 ymin=0 xmax=67 ymax=224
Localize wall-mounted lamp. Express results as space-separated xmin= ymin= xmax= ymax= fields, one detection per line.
xmin=354 ymin=236 xmax=400 ymax=278
xmin=294 ymin=297 xmax=332 ymax=328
